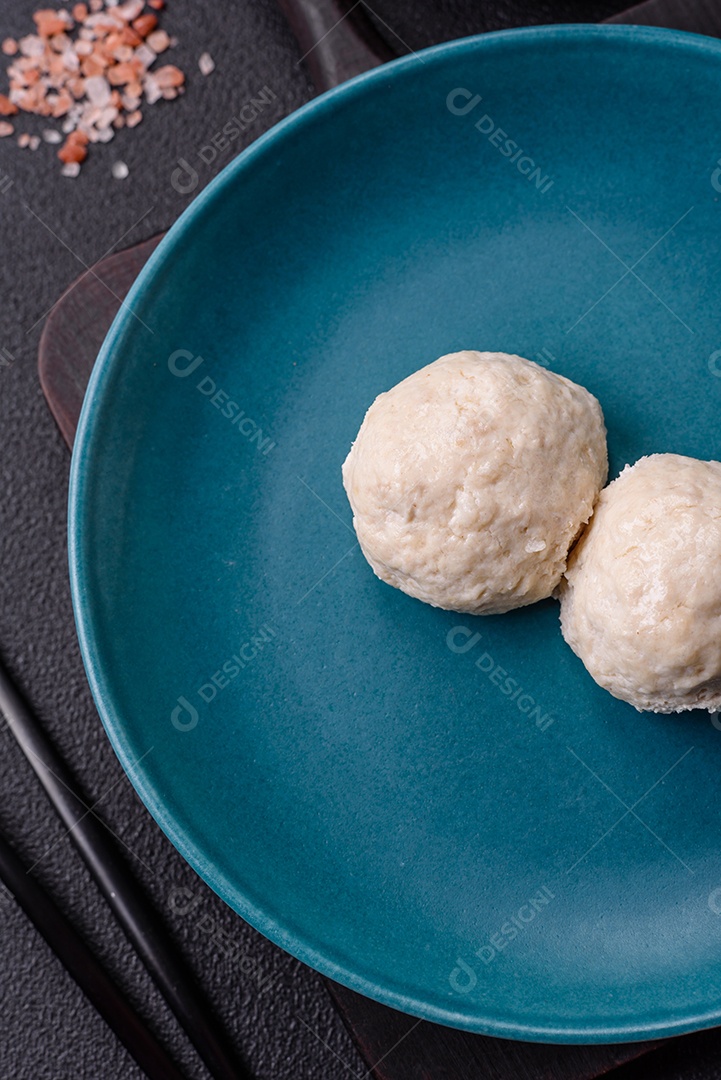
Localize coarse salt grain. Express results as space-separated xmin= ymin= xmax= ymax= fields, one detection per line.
xmin=153 ymin=63 xmax=183 ymax=88
xmin=61 ymin=160 xmax=81 ymax=176
xmin=117 ymin=0 xmax=144 ymax=20
xmin=132 ymin=13 xmax=158 ymax=37
xmin=143 ymin=77 xmax=161 ymax=104
xmin=198 ymin=52 xmax=214 ymax=76
xmin=111 ymin=159 xmax=128 ymax=178
xmin=146 ymin=29 xmax=169 ymax=53
xmin=0 ymin=120 xmax=14 ymax=136
xmin=99 ymin=104 xmax=118 ymax=124
xmin=19 ymin=36 xmax=45 ymax=59
xmin=134 ymin=43 xmax=156 ymax=67
xmin=84 ymin=74 xmax=111 ymax=106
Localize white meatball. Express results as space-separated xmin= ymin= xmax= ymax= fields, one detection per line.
xmin=559 ymin=454 xmax=721 ymax=713
xmin=342 ymin=350 xmax=608 ymax=615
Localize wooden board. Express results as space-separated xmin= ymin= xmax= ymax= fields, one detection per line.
xmin=38 ymin=235 xmax=163 ymax=447
xmin=327 ymin=983 xmax=657 ymax=1080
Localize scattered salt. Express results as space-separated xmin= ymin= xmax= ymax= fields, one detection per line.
xmin=0 ymin=0 xmax=196 ymax=173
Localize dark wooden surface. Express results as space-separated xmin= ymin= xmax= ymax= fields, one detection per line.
xmin=328 ymin=983 xmax=661 ymax=1080
xmin=607 ymin=0 xmax=721 ymax=32
xmin=36 ymin=0 xmax=721 ymax=1077
xmin=38 ymin=235 xmax=163 ymax=447
xmin=276 ymin=0 xmax=394 ymax=93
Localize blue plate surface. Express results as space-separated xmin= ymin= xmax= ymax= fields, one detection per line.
xmin=69 ymin=25 xmax=721 ymax=1042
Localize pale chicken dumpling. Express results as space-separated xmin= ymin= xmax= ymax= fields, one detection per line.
xmin=342 ymin=350 xmax=608 ymax=615
xmin=559 ymin=453 xmax=721 ymax=712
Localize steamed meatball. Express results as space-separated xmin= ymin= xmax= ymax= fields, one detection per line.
xmin=342 ymin=350 xmax=608 ymax=615
xmin=559 ymin=454 xmax=721 ymax=712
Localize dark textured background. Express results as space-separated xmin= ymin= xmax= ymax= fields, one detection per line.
xmin=3 ymin=1 xmax=713 ymax=1078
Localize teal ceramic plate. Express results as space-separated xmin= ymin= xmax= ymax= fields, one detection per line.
xmin=69 ymin=25 xmax=721 ymax=1042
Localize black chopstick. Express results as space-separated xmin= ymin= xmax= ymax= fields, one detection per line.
xmin=0 ymin=829 xmax=187 ymax=1080
xmin=0 ymin=655 xmax=251 ymax=1080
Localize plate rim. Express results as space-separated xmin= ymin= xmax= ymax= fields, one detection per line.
xmin=68 ymin=21 xmax=721 ymax=1043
